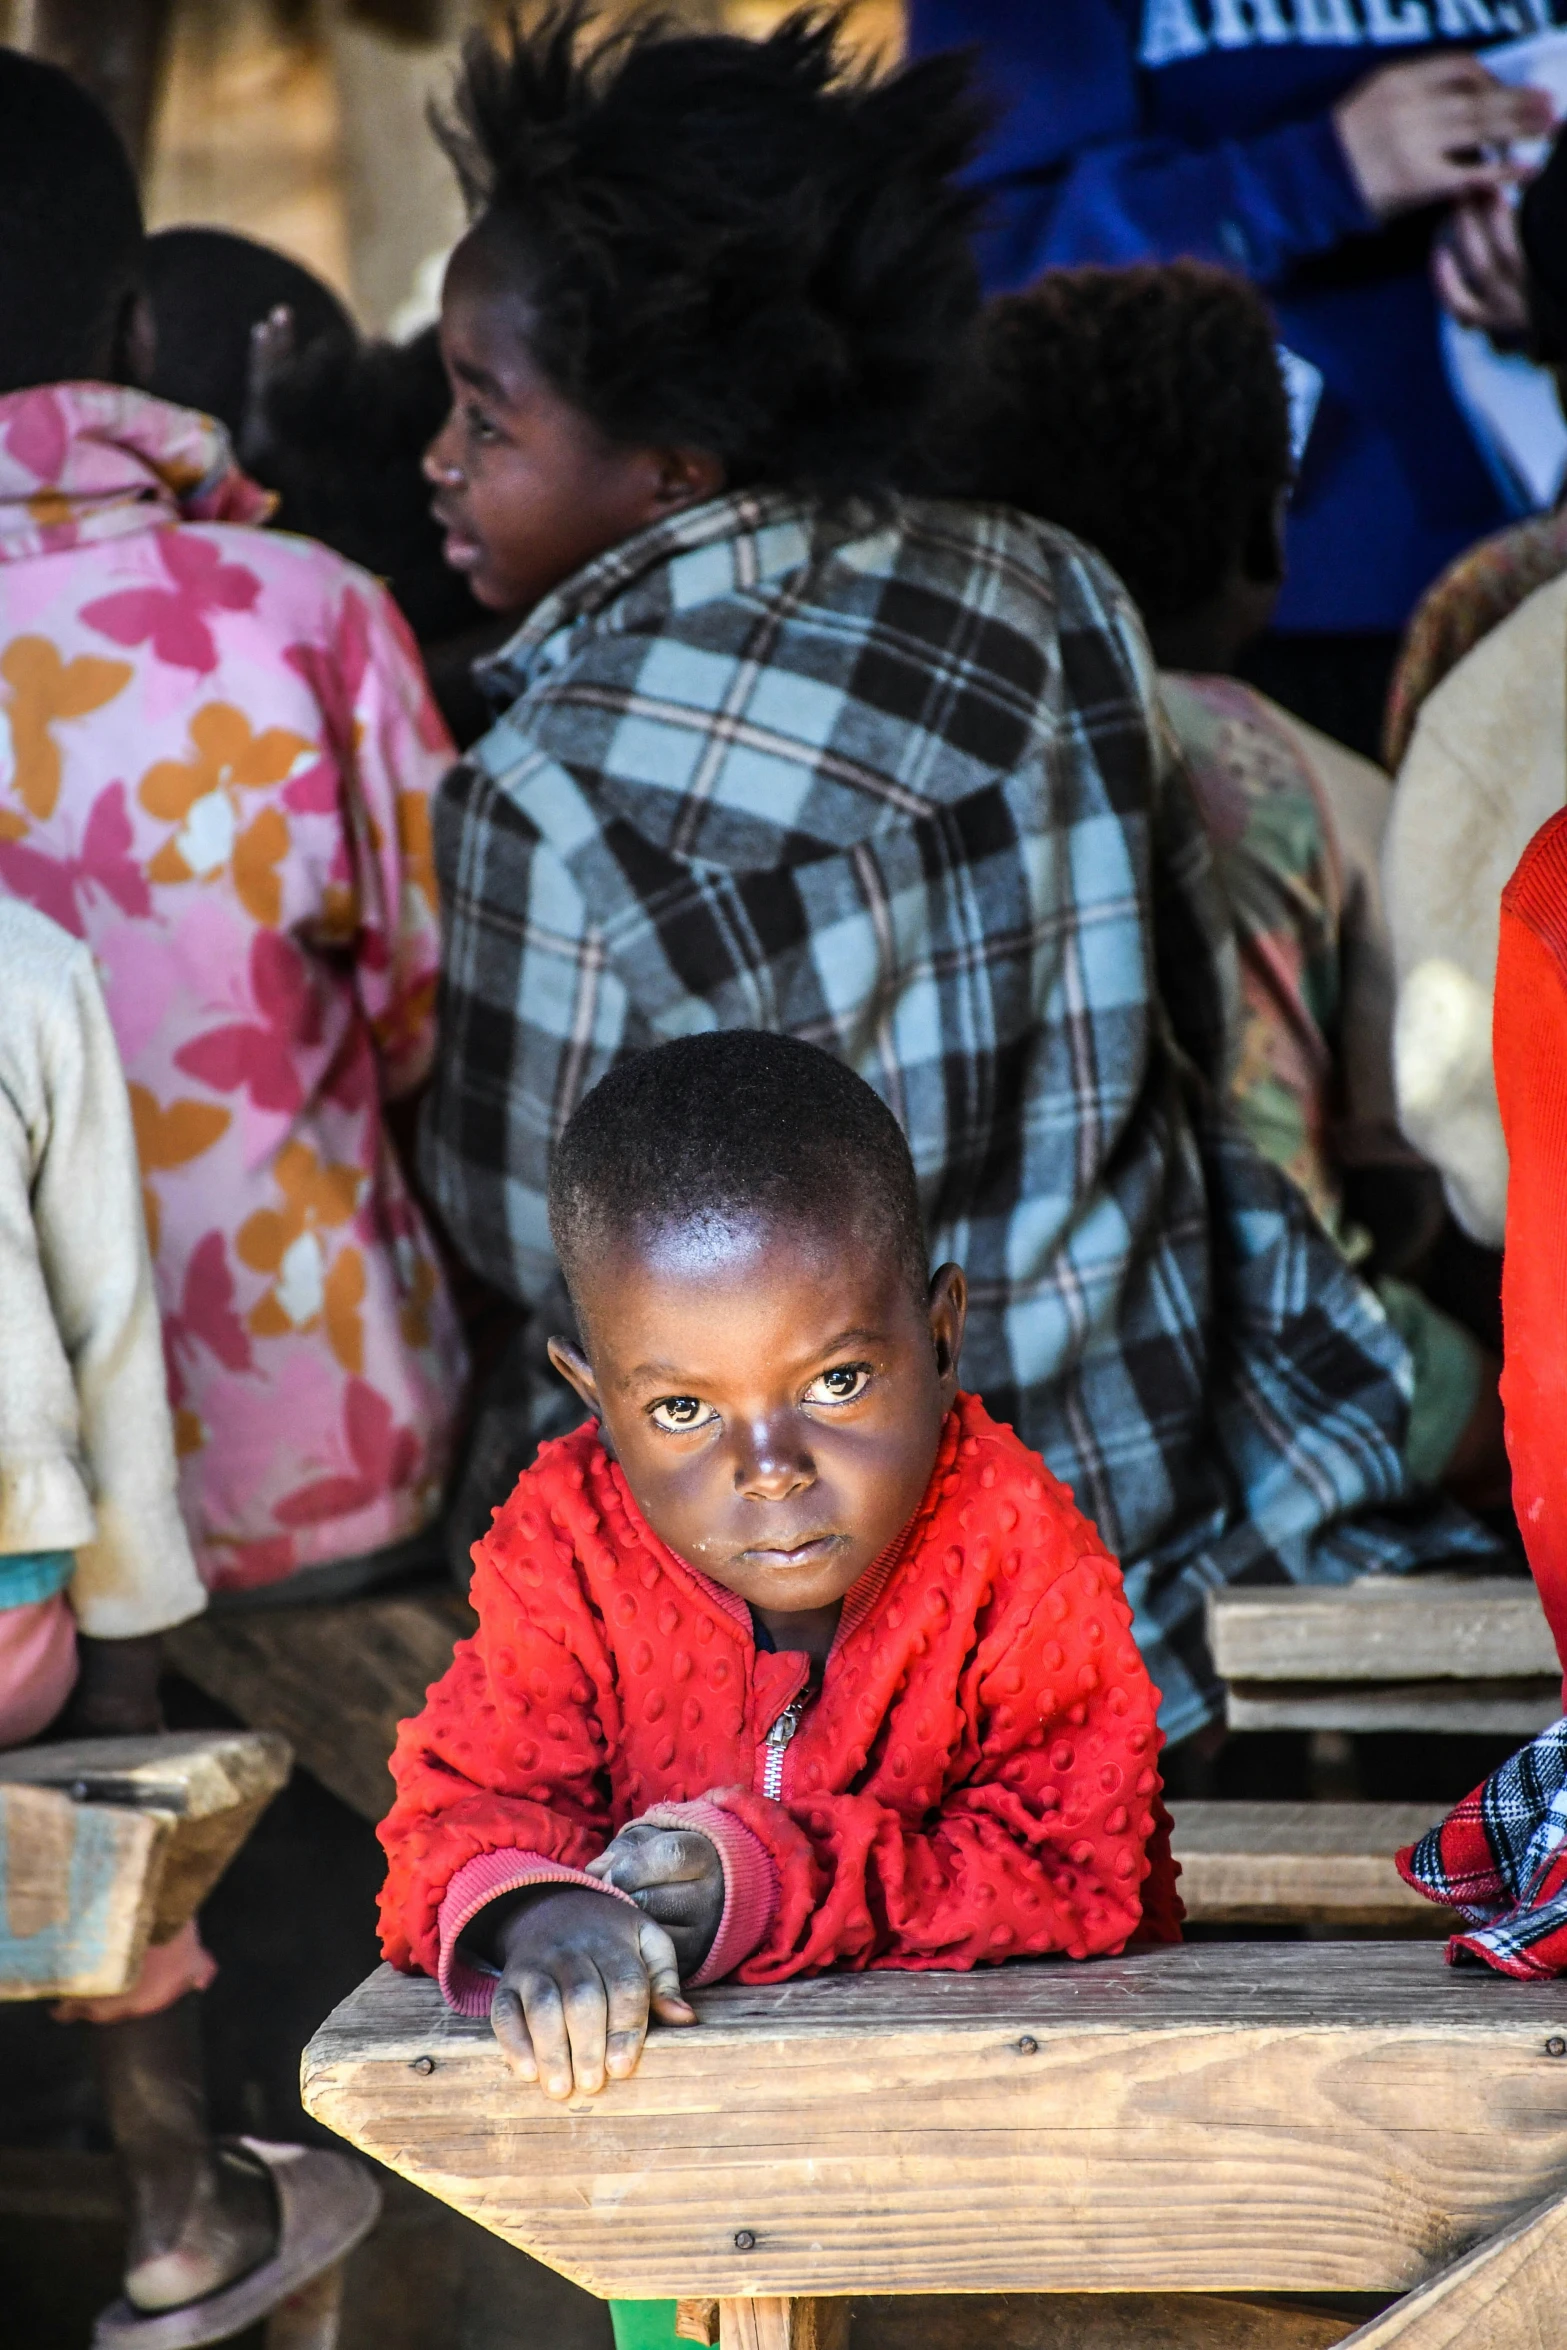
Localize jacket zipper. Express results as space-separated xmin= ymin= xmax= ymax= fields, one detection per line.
xmin=762 ymin=1698 xmax=805 ymax=1801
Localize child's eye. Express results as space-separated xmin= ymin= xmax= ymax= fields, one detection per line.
xmin=463 ymin=402 xmax=501 ymax=444
xmin=648 ymin=1395 xmax=718 ymax=1434
xmin=803 ymin=1363 xmax=872 ymax=1407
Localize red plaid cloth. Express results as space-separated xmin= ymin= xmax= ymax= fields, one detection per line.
xmin=1397 ymin=1718 xmax=1567 ymax=1978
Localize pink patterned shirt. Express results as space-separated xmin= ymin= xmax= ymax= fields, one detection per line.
xmin=0 ymin=383 xmax=467 ymax=1593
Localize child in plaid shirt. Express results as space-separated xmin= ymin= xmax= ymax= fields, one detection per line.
xmin=415 ymin=3 xmax=1493 ymax=1754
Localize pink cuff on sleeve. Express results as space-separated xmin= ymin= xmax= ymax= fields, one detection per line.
xmin=641 ymin=1798 xmax=779 ymax=1986
xmin=435 ymin=1849 xmax=639 ymax=2018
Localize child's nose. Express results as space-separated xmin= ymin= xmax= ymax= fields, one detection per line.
xmin=733 ymin=1427 xmax=814 ymax=1501
xmin=423 ymin=415 xmax=463 ymax=486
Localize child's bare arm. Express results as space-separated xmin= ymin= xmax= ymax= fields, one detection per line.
xmin=479 ymin=1885 xmax=695 ymax=2100
xmin=585 ymin=1823 xmax=724 ymax=1980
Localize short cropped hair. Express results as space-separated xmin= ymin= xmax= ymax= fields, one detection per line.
xmin=0 ymin=52 xmax=144 ymax=396
xmin=549 ymin=1032 xmax=930 ymax=1314
xmin=435 ymin=4 xmax=985 ymax=503
xmin=945 ymin=263 xmax=1293 ymax=622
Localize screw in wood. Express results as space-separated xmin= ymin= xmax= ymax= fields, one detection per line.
xmin=734 ymin=2230 xmax=757 ymax=2251
xmin=1546 ymin=2038 xmax=1567 ymax=2059
xmin=411 ymin=2055 xmax=436 ymax=2075
xmin=1016 ymin=2035 xmax=1039 ymax=2055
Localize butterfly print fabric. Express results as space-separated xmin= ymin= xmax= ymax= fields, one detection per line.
xmin=0 ymin=382 xmax=466 ymax=1593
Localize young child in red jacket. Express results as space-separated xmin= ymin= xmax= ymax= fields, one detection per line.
xmin=378 ymin=1032 xmax=1179 ymax=2100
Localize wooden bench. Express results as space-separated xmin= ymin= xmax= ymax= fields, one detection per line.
xmin=0 ymin=1728 xmax=290 ymax=2000
xmin=302 ymin=1942 xmax=1567 ymax=2349
xmin=167 ymin=1593 xmax=472 ymax=1822
xmin=1208 ymin=1577 xmax=1562 ymax=1736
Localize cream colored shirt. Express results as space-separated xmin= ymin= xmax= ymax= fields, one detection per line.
xmin=0 ymin=899 xmax=205 ymax=1636
xmin=1385 ymin=568 xmax=1567 ymax=1247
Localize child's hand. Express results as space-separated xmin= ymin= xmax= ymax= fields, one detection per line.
xmin=585 ymin=1821 xmax=725 ymax=1979
xmin=490 ymin=1885 xmax=695 ymax=2100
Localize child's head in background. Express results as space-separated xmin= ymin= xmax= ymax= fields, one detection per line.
xmin=546 ymin=1031 xmax=966 ymax=1629
xmin=423 ymin=2 xmax=983 ymax=615
xmin=0 ymin=51 xmax=145 ymax=396
xmin=949 ymin=261 xmax=1294 ymax=675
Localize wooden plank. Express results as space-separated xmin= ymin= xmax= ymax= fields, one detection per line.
xmin=1337 ymin=2189 xmax=1567 ymax=2346
xmin=168 ymin=1595 xmax=472 ymax=1823
xmin=301 ymin=1946 xmax=1567 ymax=2300
xmin=0 ymin=1784 xmax=168 ymax=2000
xmin=718 ymin=2300 xmax=848 ymax=2350
xmin=1169 ymin=1804 xmax=1451 ymax=1927
xmin=3 ymin=1729 xmax=291 ymax=1940
xmin=1224 ymin=1680 xmax=1560 ymax=1736
xmin=1207 ymin=1581 xmax=1557 ymax=1684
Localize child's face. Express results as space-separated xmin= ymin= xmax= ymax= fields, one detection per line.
xmin=424 ymin=231 xmax=723 ymax=614
xmin=548 ymin=1215 xmax=966 ymax=1618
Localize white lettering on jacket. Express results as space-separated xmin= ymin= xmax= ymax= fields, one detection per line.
xmin=1141 ymin=0 xmax=1559 ymax=66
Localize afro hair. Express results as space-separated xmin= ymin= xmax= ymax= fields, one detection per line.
xmin=434 ymin=4 xmax=986 ymax=503
xmin=932 ymin=262 xmax=1294 ymax=626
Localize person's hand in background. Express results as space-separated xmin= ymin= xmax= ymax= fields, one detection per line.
xmin=1334 ymin=54 xmax=1553 ymax=219
xmin=1432 ymin=186 xmax=1532 ymax=336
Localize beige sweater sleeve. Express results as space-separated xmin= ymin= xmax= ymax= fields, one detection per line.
xmin=1384 ymin=571 xmax=1567 ymax=1247
xmin=0 ymin=902 xmax=205 ymax=1636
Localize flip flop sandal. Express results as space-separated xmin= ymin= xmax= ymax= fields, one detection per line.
xmin=92 ymin=2136 xmax=382 ymax=2350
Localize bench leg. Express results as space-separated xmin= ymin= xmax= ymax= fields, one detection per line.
xmin=262 ymin=2259 xmax=346 ymax=2350
xmin=716 ymin=2299 xmax=848 ymax=2350
xmin=1336 ymin=2188 xmax=1567 ymax=2346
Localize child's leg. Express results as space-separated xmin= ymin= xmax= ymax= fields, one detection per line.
xmin=92 ymin=1989 xmax=274 ymax=2311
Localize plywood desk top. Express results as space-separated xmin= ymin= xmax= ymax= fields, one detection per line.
xmin=303 ymin=1943 xmax=1567 ymax=2302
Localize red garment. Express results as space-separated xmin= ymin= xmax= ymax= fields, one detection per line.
xmin=1497 ymin=807 xmax=1567 ymax=1678
xmin=378 ymin=1391 xmax=1181 ymax=1995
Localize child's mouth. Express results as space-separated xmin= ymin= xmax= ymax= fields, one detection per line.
xmin=741 ymin=1533 xmax=841 ymax=1567
xmin=432 ymin=502 xmax=484 ymax=573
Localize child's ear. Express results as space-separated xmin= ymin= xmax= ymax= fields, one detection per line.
xmin=652 ymin=445 xmax=726 ymax=511
xmin=546 ymin=1335 xmax=602 ymax=1418
xmin=927 ymin=1263 xmax=967 ymax=1397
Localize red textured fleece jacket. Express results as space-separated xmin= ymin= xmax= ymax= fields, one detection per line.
xmin=377 ymin=1391 xmax=1181 ymax=2007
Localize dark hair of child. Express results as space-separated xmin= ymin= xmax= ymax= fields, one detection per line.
xmin=548 ymin=1029 xmax=930 ymax=1312
xmin=249 ymin=325 xmax=483 ymax=652
xmin=0 ymin=50 xmax=144 ymax=395
xmin=434 ymin=2 xmax=987 ymax=502
xmin=144 ymin=227 xmax=356 ymax=443
xmin=943 ymin=262 xmax=1294 ymax=628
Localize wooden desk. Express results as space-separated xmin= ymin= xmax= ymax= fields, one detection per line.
xmin=1208 ymin=1578 xmax=1562 ymax=1736
xmin=303 ymin=1943 xmax=1567 ymax=2345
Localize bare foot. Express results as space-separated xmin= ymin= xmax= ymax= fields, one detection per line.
xmin=124 ymin=2143 xmax=275 ymax=2314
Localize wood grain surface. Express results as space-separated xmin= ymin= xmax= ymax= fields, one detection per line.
xmin=1168 ymin=1804 xmax=1448 ymax=1926
xmin=168 ymin=1595 xmax=470 ymax=1821
xmin=3 ymin=1727 xmax=292 ymax=1939
xmin=1208 ymin=1580 xmax=1557 ymax=1683
xmin=1336 ymin=2189 xmax=1567 ymax=2346
xmin=1224 ymin=1680 xmax=1561 ymax=1736
xmin=0 ymin=1783 xmax=167 ymax=1999
xmin=301 ymin=1947 xmax=1567 ymax=2300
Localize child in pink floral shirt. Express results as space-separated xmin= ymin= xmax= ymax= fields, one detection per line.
xmin=0 ymin=62 xmax=466 ymax=1599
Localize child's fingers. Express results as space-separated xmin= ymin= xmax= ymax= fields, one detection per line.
xmin=589 ymin=1826 xmax=710 ymax=1888
xmin=512 ymin=1966 xmax=579 ymax=2100
xmin=600 ymin=1946 xmax=653 ymax=2080
xmin=561 ymin=1956 xmax=640 ymax=2097
xmin=489 ymin=1981 xmax=539 ymax=2081
xmin=639 ymin=1918 xmax=697 ymax=2025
